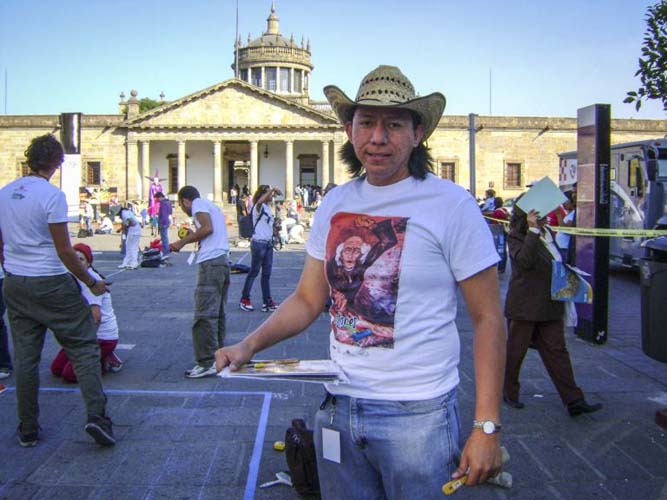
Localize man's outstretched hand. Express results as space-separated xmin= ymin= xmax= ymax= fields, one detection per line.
xmin=215 ymin=341 xmax=254 ymax=372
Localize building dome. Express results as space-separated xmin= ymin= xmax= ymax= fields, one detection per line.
xmin=232 ymin=1 xmax=313 ymax=103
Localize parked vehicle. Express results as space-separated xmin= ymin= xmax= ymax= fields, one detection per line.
xmin=559 ymin=139 xmax=667 ymax=267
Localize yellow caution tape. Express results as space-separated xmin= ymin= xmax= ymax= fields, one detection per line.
xmin=482 ymin=215 xmax=667 ymax=237
xmin=548 ymin=226 xmax=667 ymax=237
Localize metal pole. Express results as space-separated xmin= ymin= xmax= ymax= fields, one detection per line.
xmin=469 ymin=113 xmax=477 ymax=198
xmin=234 ymin=0 xmax=239 ymax=78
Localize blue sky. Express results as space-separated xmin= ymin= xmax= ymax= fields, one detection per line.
xmin=1 ymin=0 xmax=665 ymax=119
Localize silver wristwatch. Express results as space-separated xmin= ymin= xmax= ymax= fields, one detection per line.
xmin=472 ymin=420 xmax=502 ymax=434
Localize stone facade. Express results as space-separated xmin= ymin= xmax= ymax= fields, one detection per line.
xmin=2 ymin=5 xmax=667 ymax=206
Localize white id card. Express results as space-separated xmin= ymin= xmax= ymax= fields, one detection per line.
xmin=187 ymin=252 xmax=196 ymax=265
xmin=322 ymin=428 xmax=341 ymax=463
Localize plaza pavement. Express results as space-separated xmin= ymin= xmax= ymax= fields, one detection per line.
xmin=0 ymin=220 xmax=666 ymax=500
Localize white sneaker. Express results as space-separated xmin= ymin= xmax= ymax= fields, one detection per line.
xmin=117 ymin=264 xmax=128 ymax=269
xmin=184 ymin=363 xmax=217 ymax=379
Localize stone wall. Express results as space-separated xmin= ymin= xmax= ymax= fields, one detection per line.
xmin=2 ymin=112 xmax=666 ymax=203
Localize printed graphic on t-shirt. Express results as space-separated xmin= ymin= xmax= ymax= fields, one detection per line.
xmin=11 ymin=183 xmax=28 ymax=200
xmin=325 ymin=212 xmax=407 ymax=349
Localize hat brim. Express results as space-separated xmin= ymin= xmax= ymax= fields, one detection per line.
xmin=323 ymin=85 xmax=446 ymax=141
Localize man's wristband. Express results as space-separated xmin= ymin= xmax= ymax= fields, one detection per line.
xmin=87 ymin=279 xmax=97 ymax=288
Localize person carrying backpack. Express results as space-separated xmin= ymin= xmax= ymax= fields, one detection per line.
xmin=239 ymin=185 xmax=281 ymax=312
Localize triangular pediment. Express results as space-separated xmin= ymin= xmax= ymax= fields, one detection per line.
xmin=124 ymin=79 xmax=338 ymax=129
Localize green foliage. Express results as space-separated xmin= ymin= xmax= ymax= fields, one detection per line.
xmin=625 ymin=1 xmax=667 ymax=111
xmin=139 ymin=98 xmax=164 ymax=113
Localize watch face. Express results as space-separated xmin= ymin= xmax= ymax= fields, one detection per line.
xmin=482 ymin=421 xmax=495 ymax=434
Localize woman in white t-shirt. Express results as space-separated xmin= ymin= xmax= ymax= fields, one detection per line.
xmin=239 ymin=185 xmax=281 ymax=312
xmin=118 ymin=207 xmax=142 ymax=269
xmin=51 ymin=243 xmax=123 ymax=382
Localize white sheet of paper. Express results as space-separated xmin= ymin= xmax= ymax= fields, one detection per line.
xmin=516 ymin=176 xmax=567 ymax=217
xmin=322 ymin=428 xmax=341 ymax=463
xmin=187 ymin=252 xmax=196 ymax=265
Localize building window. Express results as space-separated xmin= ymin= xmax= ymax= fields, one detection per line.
xmin=251 ymin=67 xmax=262 ymax=87
xmin=440 ymin=161 xmax=456 ymax=181
xmin=504 ymin=162 xmax=523 ymax=189
xmin=20 ymin=161 xmax=30 ymax=177
xmin=265 ymin=67 xmax=277 ymax=91
xmin=294 ymin=70 xmax=302 ymax=93
xmin=239 ymin=69 xmax=248 ymax=81
xmin=279 ymin=67 xmax=290 ymax=92
xmin=86 ymin=161 xmax=101 ymax=186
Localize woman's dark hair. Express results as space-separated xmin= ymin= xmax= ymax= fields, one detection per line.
xmin=340 ymin=141 xmax=435 ymax=180
xmin=252 ymin=185 xmax=271 ymax=207
xmin=25 ymin=134 xmax=64 ymax=172
xmin=509 ymin=205 xmax=528 ymax=236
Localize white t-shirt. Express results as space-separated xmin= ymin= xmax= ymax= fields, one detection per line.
xmin=192 ymin=198 xmax=229 ymax=263
xmin=307 ymin=174 xmax=499 ymax=401
xmin=252 ymin=204 xmax=274 ymax=242
xmin=0 ymin=176 xmax=68 ymax=276
xmin=77 ymin=268 xmax=119 ymax=341
xmin=121 ymin=210 xmax=142 ymax=236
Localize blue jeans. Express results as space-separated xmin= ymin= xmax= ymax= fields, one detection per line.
xmin=159 ymin=224 xmax=170 ymax=255
xmin=314 ymin=389 xmax=461 ymax=500
xmin=241 ymin=240 xmax=273 ymax=304
xmin=0 ymin=279 xmax=12 ymax=370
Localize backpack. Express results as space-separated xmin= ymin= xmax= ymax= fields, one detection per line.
xmin=285 ymin=419 xmax=320 ymax=496
xmin=238 ymin=207 xmax=267 ymax=239
xmin=140 ymin=248 xmax=162 ymax=268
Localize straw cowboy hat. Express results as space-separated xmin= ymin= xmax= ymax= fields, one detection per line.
xmin=323 ymin=65 xmax=446 ymax=141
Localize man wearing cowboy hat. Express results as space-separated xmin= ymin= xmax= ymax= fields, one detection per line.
xmin=216 ymin=65 xmax=505 ymax=497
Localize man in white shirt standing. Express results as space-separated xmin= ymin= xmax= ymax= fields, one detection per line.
xmin=0 ymin=134 xmax=115 ymax=447
xmin=215 ymin=65 xmax=506 ymax=498
xmin=170 ymin=186 xmax=231 ymax=378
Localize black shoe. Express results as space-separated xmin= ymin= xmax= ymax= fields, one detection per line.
xmin=503 ymin=396 xmax=525 ymax=409
xmin=16 ymin=424 xmax=40 ymax=447
xmin=85 ymin=415 xmax=116 ymax=446
xmin=568 ymin=399 xmax=603 ymax=417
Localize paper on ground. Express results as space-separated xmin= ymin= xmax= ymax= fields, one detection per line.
xmin=516 ymin=176 xmax=567 ymax=217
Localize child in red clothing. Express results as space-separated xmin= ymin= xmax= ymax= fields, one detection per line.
xmin=51 ymin=243 xmax=122 ymax=383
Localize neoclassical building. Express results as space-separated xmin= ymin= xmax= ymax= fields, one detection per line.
xmin=1 ymin=3 xmax=666 ymax=211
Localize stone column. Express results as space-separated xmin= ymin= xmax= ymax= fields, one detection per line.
xmin=290 ymin=67 xmax=294 ymax=93
xmin=213 ymin=141 xmax=224 ymax=203
xmin=247 ymin=68 xmax=252 ymax=84
xmin=332 ymin=134 xmax=346 ymax=185
xmin=261 ymin=67 xmax=265 ymax=90
xmin=177 ymin=140 xmax=186 ymax=190
xmin=141 ymin=140 xmax=151 ymax=200
xmin=285 ymin=140 xmax=294 ymax=198
xmin=127 ymin=140 xmax=140 ymax=200
xmin=321 ymin=140 xmax=330 ymax=188
xmin=250 ymin=141 xmax=259 ymax=194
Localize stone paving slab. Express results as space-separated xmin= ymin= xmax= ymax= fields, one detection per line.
xmin=1 ymin=230 xmax=666 ymax=499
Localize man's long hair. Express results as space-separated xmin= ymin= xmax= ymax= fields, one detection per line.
xmin=339 ymin=108 xmax=435 ymax=180
xmin=340 ymin=141 xmax=435 ymax=180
